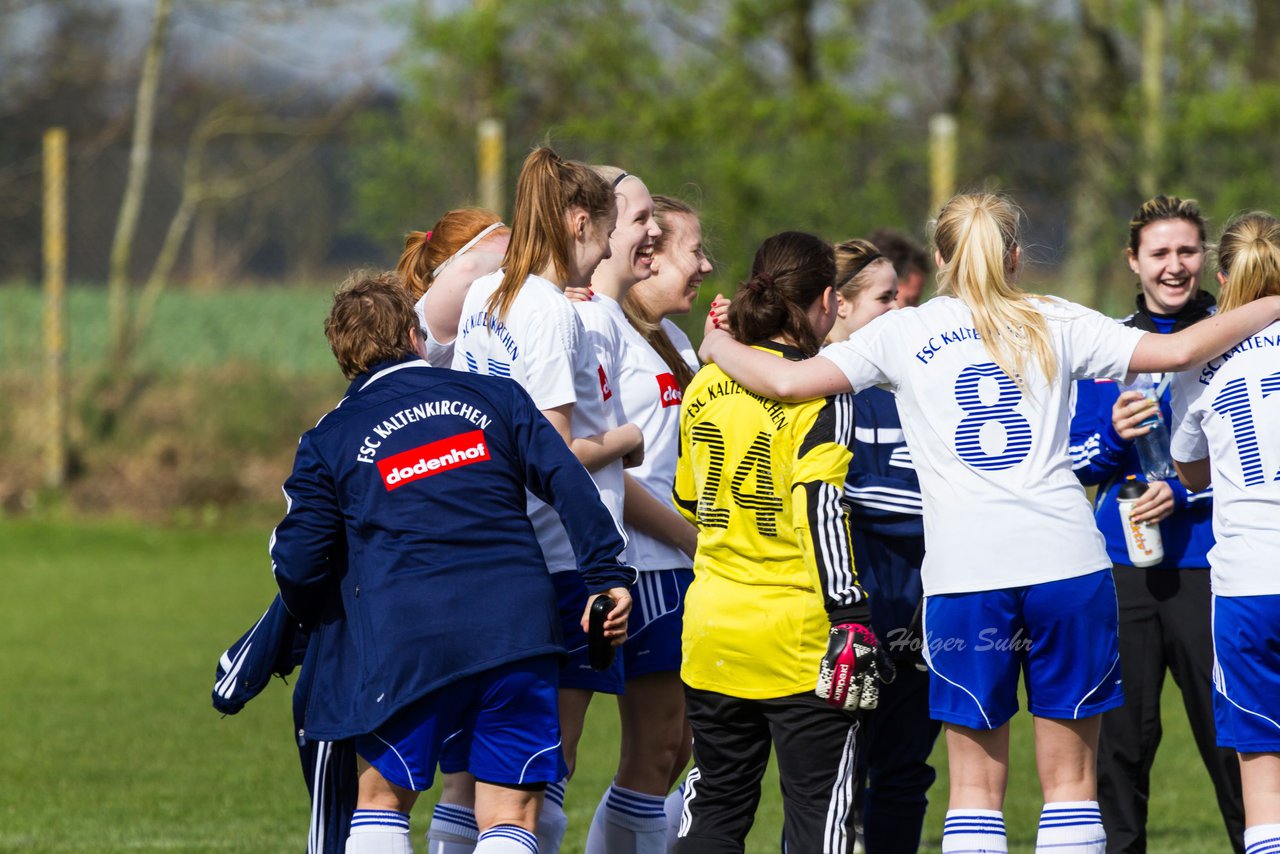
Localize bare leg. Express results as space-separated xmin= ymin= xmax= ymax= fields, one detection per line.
xmin=356 ymin=756 xmax=419 ymax=813
xmin=1241 ymin=752 xmax=1280 ymax=827
xmin=559 ymin=687 xmax=595 ymax=778
xmin=1034 ymin=716 xmax=1101 ymax=803
xmin=617 ymin=672 xmax=687 ymax=794
xmin=945 ymin=723 xmax=1010 ymax=811
xmin=475 ymin=782 xmax=541 ymax=832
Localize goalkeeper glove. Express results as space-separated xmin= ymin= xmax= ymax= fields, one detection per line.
xmin=816 ymin=622 xmax=886 ymax=711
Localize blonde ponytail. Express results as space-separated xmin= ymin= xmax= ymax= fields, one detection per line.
xmin=1216 ymin=212 xmax=1280 ymax=312
xmin=930 ymin=193 xmax=1056 ymax=391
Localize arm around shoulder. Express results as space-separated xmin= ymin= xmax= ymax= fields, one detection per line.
xmin=698 ymin=329 xmax=852 ymax=401
xmin=1129 ymin=295 xmax=1280 ymax=373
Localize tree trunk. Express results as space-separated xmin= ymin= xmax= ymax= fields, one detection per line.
xmin=1063 ymin=0 xmax=1126 ymax=311
xmin=1250 ymin=0 xmax=1280 ymax=83
xmin=1139 ymin=0 xmax=1165 ymax=197
xmin=105 ymin=0 xmax=173 ymax=368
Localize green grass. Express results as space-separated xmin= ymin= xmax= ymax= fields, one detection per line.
xmin=0 ymin=519 xmax=1237 ymax=852
xmin=0 ymin=284 xmax=337 ymax=376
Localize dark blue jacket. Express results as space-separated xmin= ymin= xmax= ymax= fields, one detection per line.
xmin=1068 ymin=292 xmax=1216 ymax=569
xmin=844 ymin=386 xmax=926 ymax=651
xmin=271 ymin=355 xmax=634 ymax=741
xmin=212 ymin=595 xmax=356 ymax=854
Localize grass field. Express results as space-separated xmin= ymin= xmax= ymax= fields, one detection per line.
xmin=0 ymin=518 xmax=1239 ymax=852
xmin=0 ymin=285 xmax=338 ymax=377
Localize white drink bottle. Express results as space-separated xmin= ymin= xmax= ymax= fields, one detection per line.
xmin=1117 ymin=476 xmax=1164 ymax=568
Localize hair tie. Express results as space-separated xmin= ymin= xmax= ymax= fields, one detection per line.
xmin=424 ymin=230 xmax=433 ymax=242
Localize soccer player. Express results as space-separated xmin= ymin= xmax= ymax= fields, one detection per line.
xmin=698 ymin=193 xmax=1280 ymax=853
xmin=395 ymin=208 xmax=510 ymax=368
xmin=1068 ymin=195 xmax=1244 ymax=853
xmin=829 ymin=238 xmax=940 ymax=854
xmin=270 ymin=271 xmax=634 ymax=854
xmin=578 ymin=188 xmax=711 ymax=854
xmin=673 ymin=231 xmax=883 ymax=854
xmin=1169 ymin=211 xmax=1280 ymax=854
xmin=452 ymin=146 xmax=644 ymax=851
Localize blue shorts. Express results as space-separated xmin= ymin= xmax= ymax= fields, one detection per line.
xmin=922 ymin=569 xmax=1123 ymax=730
xmin=1213 ymin=594 xmax=1280 ymax=753
xmin=624 ymin=568 xmax=693 ymax=679
xmin=553 ymin=571 xmax=626 ymax=694
xmin=354 ymin=656 xmax=566 ymax=790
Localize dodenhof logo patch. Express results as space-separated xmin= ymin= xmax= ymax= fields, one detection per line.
xmin=656 ymin=372 xmax=682 ymax=408
xmin=598 ymin=364 xmax=613 ymax=401
xmin=377 ymin=430 xmax=490 ymax=490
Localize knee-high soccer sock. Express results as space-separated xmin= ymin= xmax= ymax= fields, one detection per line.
xmin=585 ymin=783 xmax=669 ymax=854
xmin=1245 ymin=824 xmax=1280 ymax=854
xmin=941 ymin=809 xmax=1007 ymax=853
xmin=535 ymin=779 xmax=568 ymax=854
xmin=346 ymin=809 xmax=412 ymax=854
xmin=475 ymin=825 xmax=538 ymax=853
xmin=1034 ymin=802 xmax=1104 ymax=853
xmin=427 ymin=803 xmax=479 ymax=854
xmin=663 ymin=782 xmax=686 ymax=850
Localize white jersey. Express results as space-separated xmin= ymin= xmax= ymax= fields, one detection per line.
xmin=820 ymin=295 xmax=1146 ymax=595
xmin=1169 ymin=321 xmax=1280 ymax=597
xmin=583 ymin=294 xmax=697 ymax=571
xmin=413 ymin=294 xmax=454 ymax=368
xmin=453 ymin=271 xmax=627 ymax=572
xmin=663 ymin=318 xmax=698 ymax=372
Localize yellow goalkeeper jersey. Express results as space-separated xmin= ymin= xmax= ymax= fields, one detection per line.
xmin=674 ymin=342 xmax=868 ymax=700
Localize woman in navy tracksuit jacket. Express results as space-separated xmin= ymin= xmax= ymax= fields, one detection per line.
xmin=1067 ymin=194 xmax=1243 ymax=854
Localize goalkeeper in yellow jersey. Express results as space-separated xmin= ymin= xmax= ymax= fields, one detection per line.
xmin=672 ymin=231 xmax=887 ymax=854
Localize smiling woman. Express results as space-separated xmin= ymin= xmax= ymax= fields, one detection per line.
xmin=1067 ymin=194 xmax=1246 ymax=853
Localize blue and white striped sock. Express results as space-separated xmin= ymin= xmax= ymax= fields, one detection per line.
xmin=428 ymin=802 xmax=479 ymax=853
xmin=346 ymin=809 xmax=412 ymax=854
xmin=942 ymin=809 xmax=1007 ymax=853
xmin=535 ymin=779 xmax=567 ymax=853
xmin=475 ymin=824 xmax=538 ymax=853
xmin=1035 ymin=801 xmax=1104 ymax=853
xmin=1245 ymin=823 xmax=1280 ymax=854
xmin=585 ymin=783 xmax=668 ymax=853
xmin=663 ymin=782 xmax=686 ymax=850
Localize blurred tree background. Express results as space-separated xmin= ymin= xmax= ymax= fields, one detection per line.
xmin=3 ymin=0 xmax=1280 ymax=517
xmin=5 ymin=0 xmax=1280 ymax=303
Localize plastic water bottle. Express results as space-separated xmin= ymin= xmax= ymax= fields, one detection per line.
xmin=1123 ymin=373 xmax=1177 ymax=481
xmin=1117 ymin=476 xmax=1164 ymax=567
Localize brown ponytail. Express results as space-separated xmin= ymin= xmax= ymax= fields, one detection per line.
xmin=487 ymin=147 xmax=614 ymax=321
xmin=728 ymin=231 xmax=835 ymax=358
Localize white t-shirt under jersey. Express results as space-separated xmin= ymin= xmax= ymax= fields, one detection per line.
xmin=820 ymin=295 xmax=1146 ymax=595
xmin=453 ymin=271 xmax=627 ymax=572
xmin=1170 ymin=320 xmax=1280 ymax=597
xmin=581 ymin=294 xmax=698 ymax=571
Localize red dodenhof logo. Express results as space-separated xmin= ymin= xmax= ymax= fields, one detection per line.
xmin=598 ymin=365 xmax=613 ymax=401
xmin=656 ymin=372 xmax=682 ymax=407
xmin=377 ymin=430 xmax=489 ymax=490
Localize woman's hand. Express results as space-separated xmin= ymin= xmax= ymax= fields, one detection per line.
xmin=581 ymin=588 xmax=633 ymax=646
xmin=1111 ymin=390 xmax=1160 ymax=441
